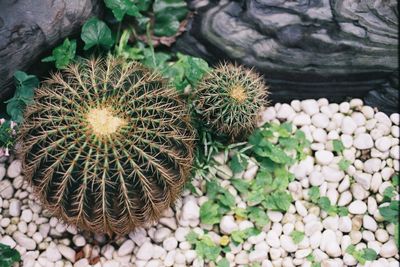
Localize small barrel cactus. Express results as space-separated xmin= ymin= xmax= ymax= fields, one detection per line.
xmin=195 ymin=63 xmax=268 ymax=140
xmin=18 ymin=57 xmax=195 ymax=235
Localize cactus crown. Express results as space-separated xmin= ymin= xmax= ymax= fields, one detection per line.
xmin=18 ymin=57 xmax=195 ymax=235
xmin=195 ymin=63 xmax=268 ymax=140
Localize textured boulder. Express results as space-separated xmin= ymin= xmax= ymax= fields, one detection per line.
xmin=175 ymin=0 xmax=398 ymax=113
xmin=0 ymin=0 xmax=101 ymax=99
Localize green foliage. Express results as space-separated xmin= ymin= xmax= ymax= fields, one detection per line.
xmin=42 ymin=38 xmax=76 ymax=69
xmin=290 ymin=230 xmax=305 ymax=244
xmin=186 ymin=232 xmax=222 ymax=262
xmin=338 ymin=158 xmax=351 ymax=171
xmin=247 ymin=207 xmax=269 ymax=228
xmin=346 ymin=245 xmax=377 ymax=265
xmin=332 ymin=139 xmax=345 ymax=154
xmin=162 ymin=53 xmax=210 ymax=92
xmin=216 ymin=259 xmax=230 ymax=267
xmin=0 ymin=121 xmax=15 ymax=152
xmin=0 ymin=243 xmax=20 ymax=267
xmin=5 ymin=71 xmax=39 ymax=123
xmin=81 ymin=18 xmax=114 ymax=50
xmin=153 ymin=0 xmax=188 ymax=36
xmin=308 ymin=187 xmax=348 ymax=216
xmin=104 ymin=0 xmax=141 ymax=21
xmin=200 ymin=180 xmax=235 ymax=225
xmin=230 ymin=228 xmax=260 ymax=245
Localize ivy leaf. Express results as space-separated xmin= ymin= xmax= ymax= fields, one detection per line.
xmin=42 ymin=38 xmax=76 ymax=69
xmin=0 ymin=243 xmax=21 ymax=267
xmin=104 ymin=0 xmax=141 ymax=21
xmin=332 ymin=140 xmax=345 ymax=154
xmin=338 ymin=158 xmax=351 ymax=171
xmin=141 ymin=49 xmax=171 ymax=70
xmin=200 ymin=200 xmax=221 ymax=225
xmin=361 ymin=248 xmax=378 ymax=261
xmin=230 ymin=153 xmax=248 ymax=173
xmin=231 ymin=179 xmax=249 ymax=194
xmin=379 ymin=201 xmax=399 ymax=224
xmin=248 ymin=207 xmax=269 ymax=228
xmin=308 ymin=186 xmax=320 ymax=203
xmin=263 ymin=191 xmax=292 ymax=212
xmin=216 ymin=258 xmax=230 ymax=267
xmin=5 ymin=71 xmax=39 ymax=123
xmin=290 ymin=230 xmax=305 ymax=244
xmin=81 ymin=18 xmax=114 ymax=50
xmin=153 ymin=0 xmax=188 ymax=36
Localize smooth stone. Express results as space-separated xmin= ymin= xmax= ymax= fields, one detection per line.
xmin=277 ymin=104 xmax=295 ymax=119
xmin=266 ymin=231 xmax=280 ymax=248
xmin=7 ymin=160 xmax=22 ymax=178
xmin=154 ymin=228 xmax=172 ymax=243
xmin=338 ymin=217 xmax=352 ymax=233
xmin=163 ymin=237 xmax=178 ymax=251
xmin=341 ymin=117 xmax=357 ymax=134
xmin=380 ymin=240 xmax=398 ymax=258
xmin=301 ymin=100 xmax=319 ymax=115
xmin=353 ymin=133 xmax=374 ymax=149
xmin=46 ymin=244 xmax=62 ymax=262
xmin=13 ymin=232 xmax=36 ymax=250
xmin=267 ymin=211 xmax=283 ymax=223
xmin=363 ymin=215 xmax=378 ymax=232
xmin=293 ymin=113 xmax=311 ymax=126
xmin=363 ymin=158 xmax=381 ymax=174
xmin=375 ymin=136 xmax=392 ymax=152
xmin=312 ymin=113 xmax=329 ymax=128
xmin=354 ymin=172 xmax=372 ymax=190
xmin=137 ymin=242 xmax=154 ymax=261
xmin=321 ymin=166 xmax=344 ymax=182
xmin=181 ymin=199 xmax=200 ymax=221
xmin=315 ymin=150 xmax=334 ymax=165
xmin=280 ymin=235 xmax=298 ymax=253
xmin=58 ymin=244 xmax=76 ymax=263
xmin=118 ymin=240 xmax=134 ymax=256
xmin=9 ymin=199 xmax=21 ymax=217
xmin=348 ymin=200 xmax=367 ymax=214
xmin=220 ymin=215 xmax=238 ymax=234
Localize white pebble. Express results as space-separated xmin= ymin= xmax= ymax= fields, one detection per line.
xmin=137 ymin=242 xmax=154 ymax=261
xmin=220 ymin=215 xmax=238 ymax=234
xmin=118 ymin=240 xmax=135 ymax=256
xmin=353 ymin=133 xmax=374 ymax=150
xmin=348 ymin=200 xmax=367 ymax=214
xmin=7 ymin=160 xmax=22 ymax=178
xmin=302 ymin=100 xmax=319 ymax=115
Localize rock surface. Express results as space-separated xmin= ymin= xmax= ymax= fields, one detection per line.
xmin=175 ymin=0 xmax=398 ymax=113
xmin=0 ymin=0 xmax=101 ymax=99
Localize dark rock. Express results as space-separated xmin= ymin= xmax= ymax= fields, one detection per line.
xmin=0 ymin=0 xmax=101 ymax=100
xmin=176 ymin=0 xmax=398 ymax=113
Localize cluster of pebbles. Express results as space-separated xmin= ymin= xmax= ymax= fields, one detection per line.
xmin=0 ymin=98 xmax=398 ymax=267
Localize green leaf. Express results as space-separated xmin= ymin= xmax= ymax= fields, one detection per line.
xmin=382 ymin=186 xmax=396 ymax=202
xmin=81 ymin=18 xmax=114 ymax=50
xmin=216 ymin=259 xmax=230 ymax=267
xmin=247 ymin=207 xmax=269 ymax=228
xmin=0 ymin=243 xmax=21 ymax=267
xmin=200 ymin=200 xmax=221 ymax=225
xmin=332 ymin=140 xmax=345 ymax=154
xmin=230 ymin=153 xmax=248 ymax=173
xmin=231 ymin=179 xmax=249 ymax=194
xmin=338 ymin=158 xmax=351 ymax=171
xmin=337 ymin=207 xmax=349 ymax=216
xmin=104 ymin=0 xmax=141 ymax=21
xmin=290 ymin=230 xmax=305 ymax=244
xmin=361 ymin=248 xmax=378 ymax=261
xmin=42 ymin=38 xmax=76 ymax=69
xmin=141 ymin=49 xmax=171 ymax=70
xmin=195 ymin=235 xmax=221 ymax=261
xmin=231 ymin=228 xmax=260 ymax=245
xmin=263 ymin=191 xmax=292 ymax=212
xmin=392 ymin=173 xmax=399 ymax=186
xmin=153 ymin=0 xmax=188 ymax=36
xmin=185 ymin=231 xmax=198 ymax=244
xmin=318 ymin=197 xmax=332 ymax=212
xmin=379 ymin=201 xmax=399 ymax=223
xmin=6 ymin=100 xmax=24 ymax=123
xmin=308 ymin=186 xmax=320 ymax=203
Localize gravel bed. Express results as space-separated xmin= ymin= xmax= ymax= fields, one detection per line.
xmin=0 ymin=98 xmax=399 ymax=267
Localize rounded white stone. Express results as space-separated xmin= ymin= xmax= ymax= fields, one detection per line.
xmin=21 ymin=209 xmax=33 ymax=223
xmin=375 ymin=136 xmax=392 ymax=152
xmin=267 ymin=211 xmax=283 ymax=223
xmin=348 ymin=200 xmax=367 ymax=214
xmin=181 ymin=199 xmax=200 ymax=221
xmin=163 ymin=237 xmax=178 ymax=251
xmin=154 ymin=228 xmax=172 ymax=243
xmin=315 ymin=150 xmax=334 ymax=165
xmin=9 ymin=199 xmax=21 ymax=217
xmin=58 ymin=244 xmax=76 ymax=262
xmin=363 ymin=215 xmax=378 ymax=232
xmin=341 ymin=116 xmax=357 ymax=135
xmin=266 ymin=230 xmax=280 ymax=248
xmin=380 ymin=240 xmax=398 ymax=258
xmin=220 ymin=215 xmax=238 ymax=234
xmin=301 ymin=100 xmax=319 ymax=115
xmin=137 ymin=242 xmax=154 ymax=261
xmin=118 ymin=240 xmax=135 ymax=256
xmin=312 ymin=113 xmax=329 ymax=128
xmin=293 ymin=113 xmax=311 ymax=126
xmin=280 ymin=235 xmax=298 ymax=253
xmin=277 ymin=104 xmax=295 ymax=120
xmin=7 ymin=160 xmax=22 ymax=178
xmin=321 ymin=166 xmax=344 ymax=182
xmin=338 ymin=217 xmax=352 ymax=233
xmin=353 ymin=133 xmax=374 ymax=150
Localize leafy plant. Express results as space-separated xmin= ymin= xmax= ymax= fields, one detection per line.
xmin=0 ymin=243 xmax=20 ymax=267
xmin=81 ymin=18 xmax=115 ymax=50
xmin=290 ymin=230 xmax=305 ymax=244
xmin=346 ymin=245 xmax=378 ymax=264
xmin=200 ymin=180 xmax=235 ymax=225
xmin=5 ymin=71 xmax=39 ymax=123
xmin=332 ymin=139 xmax=345 ymax=154
xmin=308 ymin=187 xmax=348 ymax=216
xmin=186 ymin=231 xmax=223 ymax=262
xmin=153 ymin=0 xmax=188 ymax=36
xmin=195 ymin=63 xmax=268 ymax=140
xmin=104 ymin=0 xmax=141 ymax=21
xmin=338 ymin=158 xmax=351 ymax=171
xmin=230 ymin=228 xmax=260 ymax=245
xmin=42 ymin=38 xmax=76 ymax=69
xmin=18 ymin=57 xmax=195 ymax=235
xmin=0 ymin=120 xmax=16 ymax=155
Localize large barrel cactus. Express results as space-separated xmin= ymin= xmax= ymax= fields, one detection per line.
xmin=195 ymin=63 xmax=268 ymax=140
xmin=18 ymin=57 xmax=195 ymax=235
